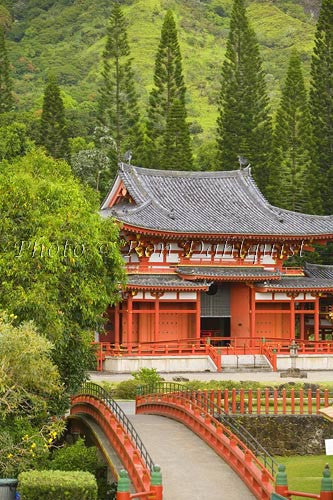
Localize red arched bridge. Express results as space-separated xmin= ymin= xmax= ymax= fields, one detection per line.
xmin=70 ymin=382 xmax=333 ymax=500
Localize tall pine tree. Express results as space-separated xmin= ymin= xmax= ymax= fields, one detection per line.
xmin=309 ymin=0 xmax=333 ymax=214
xmin=267 ymin=50 xmax=322 ymax=214
xmin=0 ymin=26 xmax=14 ymax=113
xmin=39 ymin=76 xmax=69 ymax=159
xmin=216 ymin=0 xmax=272 ymax=191
xmin=144 ymin=10 xmax=193 ymax=170
xmin=98 ymin=3 xmax=143 ymax=167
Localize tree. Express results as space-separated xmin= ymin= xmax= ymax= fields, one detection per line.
xmin=70 ymin=126 xmax=118 ymax=199
xmin=39 ymin=76 xmax=69 ymax=159
xmin=0 ymin=149 xmax=125 ymax=393
xmin=160 ymin=99 xmax=193 ymax=170
xmin=0 ymin=26 xmax=14 ymax=113
xmin=0 ymin=314 xmax=65 ymax=477
xmin=144 ymin=10 xmax=193 ymax=170
xmin=0 ymin=122 xmax=29 ymax=161
xmin=0 ymin=314 xmax=64 ymax=421
xmin=98 ymin=3 xmax=144 ymax=167
xmin=267 ymin=50 xmax=322 ymax=214
xmin=216 ymin=0 xmax=272 ymax=192
xmin=309 ymin=0 xmax=333 ymax=214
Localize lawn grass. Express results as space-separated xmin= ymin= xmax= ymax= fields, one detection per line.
xmin=276 ymin=455 xmax=333 ymax=499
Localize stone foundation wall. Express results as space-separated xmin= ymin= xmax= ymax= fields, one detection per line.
xmin=232 ymin=415 xmax=333 ymax=455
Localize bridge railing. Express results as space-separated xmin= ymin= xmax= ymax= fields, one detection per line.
xmin=137 ymin=383 xmax=278 ymax=477
xmin=79 ymin=382 xmax=155 ymax=472
xmin=183 ymin=388 xmax=333 ymax=416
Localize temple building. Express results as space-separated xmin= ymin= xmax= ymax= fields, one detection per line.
xmin=100 ymin=164 xmax=333 ymax=349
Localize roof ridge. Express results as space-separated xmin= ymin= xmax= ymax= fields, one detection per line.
xmin=124 ymin=163 xmax=176 ymax=219
xmin=124 ymin=163 xmax=253 ymax=179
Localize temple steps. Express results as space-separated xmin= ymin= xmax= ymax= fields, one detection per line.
xmin=221 ymin=354 xmax=273 ymax=372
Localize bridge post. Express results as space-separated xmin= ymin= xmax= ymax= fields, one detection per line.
xmin=320 ymin=464 xmax=333 ymax=500
xmin=150 ymin=465 xmax=163 ymax=500
xmin=275 ymin=464 xmax=289 ymax=497
xmin=117 ymin=470 xmax=131 ymax=500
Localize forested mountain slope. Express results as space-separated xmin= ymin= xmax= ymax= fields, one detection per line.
xmin=1 ymin=0 xmax=320 ymax=138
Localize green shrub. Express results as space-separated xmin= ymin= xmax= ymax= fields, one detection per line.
xmin=114 ymin=379 xmax=139 ymax=399
xmin=47 ymin=438 xmax=115 ymax=500
xmin=18 ymin=470 xmax=97 ymax=499
xmin=131 ymin=367 xmax=164 ymax=385
xmin=48 ymin=438 xmax=101 ymax=475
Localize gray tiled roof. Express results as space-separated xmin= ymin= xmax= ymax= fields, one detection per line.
xmin=101 ymin=164 xmax=333 ymax=237
xmin=176 ymin=266 xmax=281 ymax=280
xmin=127 ymin=274 xmax=209 ymax=290
xmin=305 ymin=262 xmax=333 ymax=279
xmin=256 ymin=277 xmax=333 ymax=290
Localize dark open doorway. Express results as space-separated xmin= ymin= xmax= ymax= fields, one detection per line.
xmin=200 ymin=317 xmax=230 ymax=345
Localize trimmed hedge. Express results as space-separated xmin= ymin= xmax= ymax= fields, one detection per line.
xmin=18 ymin=470 xmax=98 ymax=499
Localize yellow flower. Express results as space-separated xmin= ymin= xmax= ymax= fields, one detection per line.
xmin=7 ymin=453 xmax=13 ymax=459
xmin=30 ymin=443 xmax=36 ymax=449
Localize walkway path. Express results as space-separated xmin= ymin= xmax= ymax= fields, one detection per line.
xmin=90 ymin=370 xmax=333 ymax=383
xmin=119 ymin=402 xmax=255 ymax=500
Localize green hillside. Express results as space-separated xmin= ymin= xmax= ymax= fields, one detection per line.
xmin=2 ymin=0 xmax=319 ymax=139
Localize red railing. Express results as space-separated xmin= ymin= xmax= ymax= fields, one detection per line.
xmin=92 ymin=337 xmax=333 ymax=371
xmin=93 ymin=340 xmax=222 ymax=372
xmin=189 ymin=388 xmax=332 ymax=415
xmin=70 ymin=384 xmax=156 ymax=499
xmin=136 ymin=388 xmax=276 ymax=500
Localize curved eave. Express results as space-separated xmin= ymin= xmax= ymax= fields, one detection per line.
xmin=255 ymin=286 xmax=333 ymax=293
xmin=126 ymin=284 xmax=209 ymax=292
xmin=178 ymin=273 xmax=282 ymax=282
xmin=119 ymin=222 xmax=332 ymax=242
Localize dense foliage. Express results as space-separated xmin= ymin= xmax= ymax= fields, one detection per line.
xmin=39 ymin=75 xmax=69 ymax=159
xmin=2 ymin=0 xmax=320 ymax=139
xmin=216 ymin=0 xmax=272 ymax=191
xmin=0 ymin=26 xmax=13 ymax=112
xmin=309 ymin=0 xmax=333 ymax=214
xmin=48 ymin=438 xmax=116 ymax=499
xmin=18 ymin=470 xmax=98 ymax=500
xmin=0 ymin=315 xmax=65 ymax=477
xmin=268 ymin=50 xmax=321 ymax=214
xmin=0 ymin=149 xmax=125 ymax=393
xmin=144 ymin=10 xmax=193 ymax=170
xmin=98 ymin=3 xmax=144 ymax=169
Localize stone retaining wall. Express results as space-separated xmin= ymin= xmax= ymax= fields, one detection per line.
xmin=232 ymin=415 xmax=333 ymax=455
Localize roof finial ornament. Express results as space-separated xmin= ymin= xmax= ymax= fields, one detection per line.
xmin=237 ymin=155 xmax=251 ymax=169
xmin=123 ymin=150 xmax=132 ymax=165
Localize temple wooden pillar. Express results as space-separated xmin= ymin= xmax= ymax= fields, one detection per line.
xmin=314 ymin=295 xmax=320 ymax=342
xmin=154 ymin=294 xmax=160 ymax=342
xmin=250 ymin=287 xmax=256 ymax=347
xmin=300 ymin=304 xmax=305 ymax=341
xmin=196 ymin=291 xmax=201 ymax=340
xmin=290 ymin=298 xmax=295 ymax=340
xmin=127 ymin=295 xmax=133 ymax=353
xmin=115 ymin=304 xmax=120 ymax=344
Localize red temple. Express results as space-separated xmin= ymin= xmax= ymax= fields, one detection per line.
xmin=98 ymin=164 xmax=333 ymax=369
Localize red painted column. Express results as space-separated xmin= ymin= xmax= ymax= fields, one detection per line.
xmin=114 ymin=304 xmax=120 ymax=345
xmin=250 ymin=287 xmax=256 ymax=347
xmin=290 ymin=298 xmax=295 ymax=340
xmin=315 ymin=295 xmax=320 ymax=342
xmin=300 ymin=303 xmax=305 ymax=341
xmin=154 ymin=294 xmax=160 ymax=342
xmin=196 ymin=291 xmax=201 ymax=340
xmin=127 ymin=295 xmax=133 ymax=354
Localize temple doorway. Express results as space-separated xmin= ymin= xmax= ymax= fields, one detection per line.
xmin=200 ymin=317 xmax=230 ymax=345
